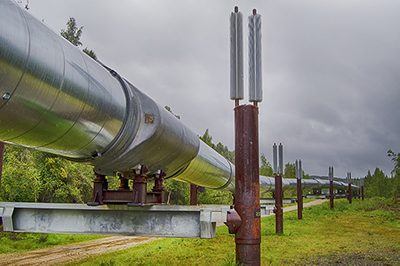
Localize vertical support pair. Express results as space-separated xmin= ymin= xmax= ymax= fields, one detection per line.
xmin=329 ymin=166 xmax=334 ymax=209
xmin=273 ymin=143 xmax=284 ymax=234
xmin=296 ymin=160 xmax=303 ymax=220
xmin=89 ymin=165 xmax=167 ymax=206
xmin=230 ymin=6 xmax=262 ymax=265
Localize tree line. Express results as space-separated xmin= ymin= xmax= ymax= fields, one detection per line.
xmin=363 ymin=150 xmax=400 ymax=200
xmin=0 ymin=145 xmax=93 ymax=203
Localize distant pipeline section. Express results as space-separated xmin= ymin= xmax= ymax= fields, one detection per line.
xmin=0 ymin=0 xmax=356 ymax=201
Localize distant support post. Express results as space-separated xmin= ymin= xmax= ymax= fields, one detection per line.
xmin=347 ymin=172 xmax=352 ymax=204
xmin=329 ymin=166 xmax=334 ymax=209
xmin=360 ymin=178 xmax=364 ymax=201
xmin=296 ymin=160 xmax=303 ymax=220
xmin=0 ymin=142 xmax=4 ymax=188
xmin=273 ymin=143 xmax=283 ymax=234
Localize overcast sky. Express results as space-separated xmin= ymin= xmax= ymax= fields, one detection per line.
xmin=23 ymin=0 xmax=400 ymax=179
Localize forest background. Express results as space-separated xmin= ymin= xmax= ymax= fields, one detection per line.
xmin=1 ymin=128 xmax=399 ymax=205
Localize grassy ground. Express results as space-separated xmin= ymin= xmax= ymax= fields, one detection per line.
xmin=63 ymin=198 xmax=399 ymax=265
xmin=0 ymin=227 xmax=103 ymax=253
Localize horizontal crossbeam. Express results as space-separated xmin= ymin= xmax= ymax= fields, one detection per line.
xmin=0 ymin=202 xmax=230 ymax=239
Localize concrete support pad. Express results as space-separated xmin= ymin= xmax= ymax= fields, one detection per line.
xmin=0 ymin=202 xmax=230 ymax=239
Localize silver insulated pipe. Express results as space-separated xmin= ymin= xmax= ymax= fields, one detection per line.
xmin=0 ymin=0 xmax=233 ymax=191
xmin=0 ymin=0 xmax=356 ymax=194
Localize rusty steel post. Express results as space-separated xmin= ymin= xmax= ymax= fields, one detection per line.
xmin=274 ymin=174 xmax=283 ymax=234
xmin=297 ymin=178 xmax=302 ymax=219
xmin=234 ymin=104 xmax=261 ymax=266
xmin=299 ymin=160 xmax=303 ymax=218
xmin=152 ymin=171 xmax=167 ymax=204
xmin=127 ymin=165 xmax=148 ymax=206
xmin=296 ymin=160 xmax=303 ymax=220
xmin=118 ymin=173 xmax=130 ymax=191
xmin=190 ymin=184 xmax=198 ymax=205
xmin=0 ymin=142 xmax=4 ymax=188
xmin=361 ymin=186 xmax=364 ymax=201
xmin=330 ymin=180 xmax=334 ymax=209
xmin=347 ymin=172 xmax=352 ymax=204
xmin=91 ymin=173 xmax=107 ymax=205
xmin=348 ymin=183 xmax=352 ymax=204
xmin=329 ymin=166 xmax=334 ymax=209
xmin=360 ymin=178 xmax=364 ymax=201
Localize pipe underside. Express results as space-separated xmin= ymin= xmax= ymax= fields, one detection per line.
xmin=0 ymin=0 xmax=357 ymax=194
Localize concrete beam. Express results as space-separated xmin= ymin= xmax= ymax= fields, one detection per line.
xmin=0 ymin=203 xmax=230 ymax=239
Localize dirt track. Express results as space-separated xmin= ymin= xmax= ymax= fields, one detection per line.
xmin=0 ymin=236 xmax=156 ymax=266
xmin=282 ymin=199 xmax=328 ymax=213
xmin=0 ymin=200 xmax=327 ymax=265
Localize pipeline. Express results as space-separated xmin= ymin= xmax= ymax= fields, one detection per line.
xmin=0 ymin=0 xmax=356 ymax=195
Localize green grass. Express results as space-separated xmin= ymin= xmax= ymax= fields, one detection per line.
xmin=0 ymin=227 xmax=104 ymax=253
xmin=62 ymin=198 xmax=399 ymax=265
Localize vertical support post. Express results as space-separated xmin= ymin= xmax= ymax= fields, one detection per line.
xmin=129 ymin=165 xmax=148 ymax=206
xmin=347 ymin=172 xmax=352 ymax=204
xmin=296 ymin=160 xmax=303 ymax=220
xmin=190 ymin=184 xmax=198 ymax=205
xmin=118 ymin=173 xmax=130 ymax=191
xmin=0 ymin=142 xmax=4 ymax=188
xmin=360 ymin=178 xmax=364 ymax=201
xmin=153 ymin=171 xmax=166 ymax=204
xmin=91 ymin=173 xmax=107 ymax=205
xmin=273 ymin=143 xmax=283 ymax=234
xmin=275 ymin=174 xmax=283 ymax=234
xmin=361 ymin=186 xmax=364 ymax=201
xmin=299 ymin=160 xmax=303 ymax=216
xmin=234 ymin=104 xmax=260 ymax=265
xmin=329 ymin=166 xmax=334 ymax=209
